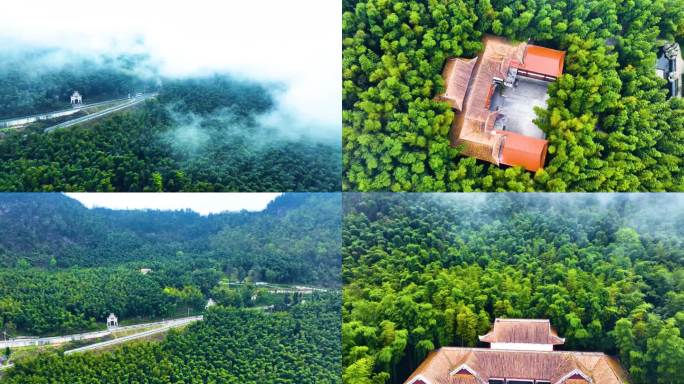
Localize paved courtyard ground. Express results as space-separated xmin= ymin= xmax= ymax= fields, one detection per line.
xmin=489 ymin=77 xmax=549 ymax=139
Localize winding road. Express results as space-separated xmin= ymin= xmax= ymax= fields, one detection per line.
xmin=44 ymin=93 xmax=157 ymax=133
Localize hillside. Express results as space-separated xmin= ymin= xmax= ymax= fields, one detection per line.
xmin=0 ymin=51 xmax=158 ymax=120
xmin=0 ymin=193 xmax=340 ymax=335
xmin=0 ymin=193 xmax=340 ymax=283
xmin=2 ymin=295 xmax=341 ymax=384
xmin=0 ymin=68 xmax=341 ymax=192
xmin=342 ymin=193 xmax=684 ymax=383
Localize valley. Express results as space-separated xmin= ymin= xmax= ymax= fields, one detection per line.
xmin=0 ymin=192 xmax=342 ymax=383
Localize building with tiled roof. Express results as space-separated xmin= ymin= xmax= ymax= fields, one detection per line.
xmin=437 ymin=36 xmax=565 ymax=172
xmin=478 ymin=319 xmax=565 ymax=351
xmin=405 ymin=319 xmax=629 ymax=384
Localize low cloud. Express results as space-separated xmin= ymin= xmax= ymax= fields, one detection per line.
xmin=66 ymin=192 xmax=282 ymax=215
xmin=0 ymin=0 xmax=340 ymax=136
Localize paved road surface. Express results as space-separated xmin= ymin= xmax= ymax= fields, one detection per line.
xmin=44 ymin=93 xmax=157 ymax=133
xmin=0 ymin=97 xmax=132 ymax=128
xmin=64 ymin=316 xmax=202 ymax=355
xmin=0 ymin=315 xmax=201 ymax=349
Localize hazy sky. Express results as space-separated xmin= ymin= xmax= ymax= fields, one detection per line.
xmin=0 ymin=0 xmax=340 ymax=132
xmin=66 ymin=193 xmax=281 ymax=215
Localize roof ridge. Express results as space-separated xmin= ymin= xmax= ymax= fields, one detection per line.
xmin=599 ymin=354 xmax=627 ymax=382
xmin=451 ymin=348 xmax=475 ymax=370
xmin=437 ymin=347 xmax=608 ymax=356
xmin=568 ymin=353 xmax=594 ymax=378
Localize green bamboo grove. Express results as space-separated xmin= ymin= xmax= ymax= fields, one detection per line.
xmin=343 ymin=0 xmax=684 ymax=191
xmin=3 ymin=297 xmax=341 ymax=384
xmin=342 ymin=194 xmax=684 ymax=383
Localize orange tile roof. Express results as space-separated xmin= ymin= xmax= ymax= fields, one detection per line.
xmin=444 ymin=36 xmax=554 ymax=172
xmin=518 ymin=45 xmax=566 ymax=78
xmin=404 ymin=348 xmax=629 ymax=384
xmin=448 ymin=35 xmax=525 ymax=165
xmin=497 ymin=132 xmax=549 ymax=172
xmin=479 ymin=319 xmax=564 ymax=345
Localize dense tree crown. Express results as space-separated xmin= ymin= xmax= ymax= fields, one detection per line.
xmin=0 ymin=61 xmax=340 ymax=191
xmin=343 ymin=0 xmax=684 ymax=191
xmin=2 ymin=296 xmax=341 ymax=384
xmin=342 ymin=194 xmax=684 ymax=383
xmin=0 ymin=193 xmax=341 ymax=335
xmin=0 ymin=193 xmax=341 ymax=383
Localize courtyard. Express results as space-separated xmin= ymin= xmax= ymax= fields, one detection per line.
xmin=490 ymin=77 xmax=549 ymax=140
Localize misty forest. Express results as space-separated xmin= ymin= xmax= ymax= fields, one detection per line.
xmin=0 ymin=51 xmax=340 ymax=192
xmin=343 ymin=0 xmax=684 ymax=191
xmin=342 ymin=194 xmax=684 ymax=383
xmin=0 ymin=193 xmax=341 ymax=383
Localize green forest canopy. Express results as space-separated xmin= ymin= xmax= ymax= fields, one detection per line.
xmin=342 ymin=193 xmax=684 ymax=384
xmin=2 ymin=296 xmax=341 ymax=384
xmin=0 ymin=53 xmax=340 ymax=192
xmin=0 ymin=193 xmax=341 ymax=335
xmin=343 ymin=0 xmax=684 ymax=191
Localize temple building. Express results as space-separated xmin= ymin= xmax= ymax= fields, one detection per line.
xmin=106 ymin=313 xmax=118 ymax=329
xmin=437 ymin=36 xmax=566 ymax=172
xmin=405 ymin=319 xmax=629 ymax=384
xmin=70 ymin=91 xmax=83 ymax=106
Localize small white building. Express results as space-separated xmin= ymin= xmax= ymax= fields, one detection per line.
xmin=205 ymin=298 xmax=216 ymax=309
xmin=139 ymin=268 xmax=152 ymax=275
xmin=70 ymin=91 xmax=83 ymax=106
xmin=106 ymin=313 xmax=118 ymax=329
